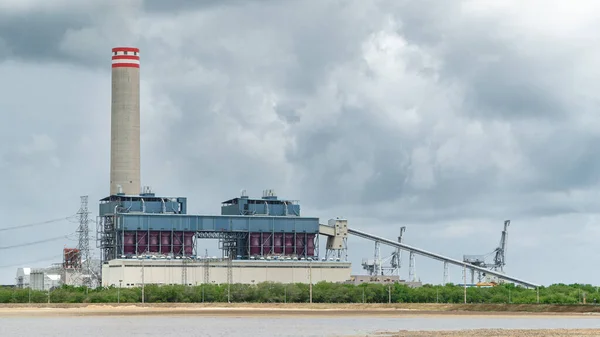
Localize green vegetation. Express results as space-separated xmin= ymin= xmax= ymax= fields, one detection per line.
xmin=0 ymin=282 xmax=598 ymax=305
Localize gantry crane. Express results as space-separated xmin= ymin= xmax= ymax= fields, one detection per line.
xmin=362 ymin=227 xmax=411 ymax=278
xmin=463 ymin=220 xmax=510 ymax=283
xmin=390 ymin=226 xmax=406 ymax=276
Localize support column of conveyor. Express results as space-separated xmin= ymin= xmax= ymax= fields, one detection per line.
xmin=319 ymin=221 xmax=539 ymax=288
xmin=320 ymin=218 xmax=348 ymax=260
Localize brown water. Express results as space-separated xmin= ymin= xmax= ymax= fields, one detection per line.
xmin=1 ymin=316 xmax=599 ymax=336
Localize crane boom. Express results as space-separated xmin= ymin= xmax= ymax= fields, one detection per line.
xmin=493 ymin=220 xmax=510 ymax=272
xmin=463 ymin=220 xmax=511 ymax=277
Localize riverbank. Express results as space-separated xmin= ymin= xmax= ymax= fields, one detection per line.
xmin=0 ymin=303 xmax=599 ymax=317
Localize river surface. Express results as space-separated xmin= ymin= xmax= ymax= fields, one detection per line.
xmin=1 ymin=316 xmax=599 ymax=336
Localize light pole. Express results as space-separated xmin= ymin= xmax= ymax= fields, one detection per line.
xmin=118 ymin=280 xmax=122 ymax=304
xmin=138 ymin=256 xmax=145 ymax=304
xmin=309 ymin=261 xmax=313 ymax=304
xmin=142 ymin=261 xmax=145 ymax=304
xmin=463 ymin=263 xmax=467 ymax=304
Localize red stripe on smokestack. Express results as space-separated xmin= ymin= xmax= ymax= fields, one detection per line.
xmin=112 ymin=63 xmax=140 ymax=68
xmin=112 ymin=47 xmax=140 ymax=53
xmin=112 ymin=55 xmax=140 ymax=60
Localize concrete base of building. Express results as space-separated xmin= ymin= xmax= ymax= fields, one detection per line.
xmin=101 ymin=258 xmax=352 ymax=287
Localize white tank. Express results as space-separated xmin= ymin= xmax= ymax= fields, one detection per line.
xmin=110 ymin=47 xmax=141 ymax=196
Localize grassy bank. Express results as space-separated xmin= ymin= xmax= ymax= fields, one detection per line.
xmin=2 ymin=282 xmax=599 ymax=308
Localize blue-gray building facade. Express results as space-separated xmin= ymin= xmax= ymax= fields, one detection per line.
xmin=96 ymin=191 xmax=319 ymax=263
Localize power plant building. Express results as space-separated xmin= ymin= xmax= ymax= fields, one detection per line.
xmin=98 ymin=47 xmax=352 ymax=287
xmin=98 ymin=190 xmax=352 ymax=286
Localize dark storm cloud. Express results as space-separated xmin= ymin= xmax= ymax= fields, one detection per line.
xmin=142 ymin=0 xmax=383 ymax=98
xmin=0 ymin=10 xmax=88 ymax=62
xmin=0 ymin=2 xmax=142 ymax=68
xmin=131 ymin=0 xmax=390 ymax=207
xmin=142 ymin=0 xmax=250 ymax=13
xmin=446 ymin=45 xmax=571 ymax=121
xmin=287 ymin=102 xmax=502 ymax=221
xmin=462 ymin=57 xmax=568 ymax=120
xmin=269 ymin=1 xmax=600 ymax=226
xmin=274 ymin=101 xmax=303 ymax=124
xmin=388 ymin=1 xmax=572 ymax=121
xmin=516 ymin=127 xmax=600 ymax=192
xmin=286 ymin=104 xmax=403 ymax=205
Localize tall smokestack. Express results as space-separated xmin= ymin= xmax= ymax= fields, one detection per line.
xmin=110 ymin=47 xmax=141 ymax=195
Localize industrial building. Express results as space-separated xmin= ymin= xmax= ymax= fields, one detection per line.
xmin=15 ymin=268 xmax=30 ymax=288
xmin=14 ymin=249 xmax=101 ymax=290
xmin=97 ymin=189 xmax=352 ymax=286
xmin=97 ymin=46 xmax=351 ymax=287
xmin=97 ymin=190 xmax=323 ymax=261
xmin=16 ymin=265 xmax=62 ymax=291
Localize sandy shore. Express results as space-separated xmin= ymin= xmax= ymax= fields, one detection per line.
xmin=368 ymin=329 xmax=600 ymax=337
xmin=3 ymin=304 xmax=599 ymax=336
xmin=0 ymin=303 xmax=599 ymax=318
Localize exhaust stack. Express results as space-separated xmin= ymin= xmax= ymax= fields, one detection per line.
xmin=109 ymin=47 xmax=141 ymax=195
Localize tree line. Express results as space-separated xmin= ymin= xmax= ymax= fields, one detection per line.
xmin=0 ymin=282 xmax=598 ymax=304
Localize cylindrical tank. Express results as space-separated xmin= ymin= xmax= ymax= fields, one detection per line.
xmin=173 ymin=232 xmax=183 ymax=255
xmin=123 ymin=232 xmax=135 ymax=255
xmin=284 ymin=234 xmax=294 ymax=255
xmin=261 ymin=233 xmax=272 ymax=255
xmin=137 ymin=231 xmax=148 ymax=254
xmin=149 ymin=231 xmax=159 ymax=253
xmin=110 ymin=47 xmax=141 ymax=195
xmin=306 ymin=234 xmax=316 ymax=256
xmin=249 ymin=233 xmax=260 ymax=255
xmin=183 ymin=232 xmax=194 ymax=256
xmin=273 ymin=233 xmax=283 ymax=254
xmin=160 ymin=231 xmax=171 ymax=254
xmin=295 ymin=234 xmax=305 ymax=256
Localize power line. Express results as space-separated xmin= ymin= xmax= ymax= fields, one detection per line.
xmin=0 ymin=255 xmax=64 ymax=269
xmin=0 ymin=215 xmax=78 ymax=232
xmin=0 ymin=233 xmax=76 ymax=250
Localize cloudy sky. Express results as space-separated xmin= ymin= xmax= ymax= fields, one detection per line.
xmin=1 ymin=0 xmax=599 ymax=286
